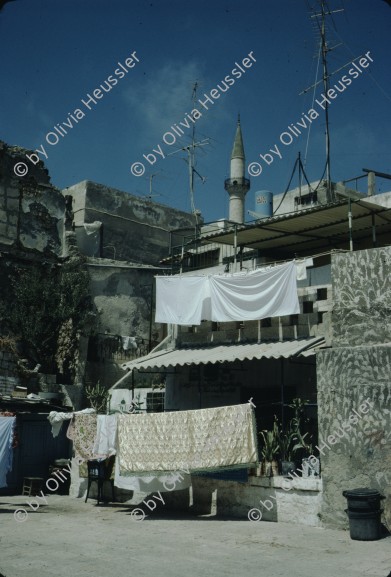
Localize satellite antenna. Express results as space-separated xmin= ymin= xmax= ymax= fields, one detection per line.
xmin=168 ymin=81 xmax=209 ymax=225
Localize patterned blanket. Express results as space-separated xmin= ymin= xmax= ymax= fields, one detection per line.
xmin=118 ymin=403 xmax=258 ymax=474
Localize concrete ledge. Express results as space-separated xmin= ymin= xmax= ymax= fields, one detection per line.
xmin=191 ymin=475 xmax=323 ymax=526
xmin=248 ymin=475 xmax=322 ymax=491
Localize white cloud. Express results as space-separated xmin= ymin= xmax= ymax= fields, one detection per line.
xmin=124 ymin=60 xmax=205 ymax=146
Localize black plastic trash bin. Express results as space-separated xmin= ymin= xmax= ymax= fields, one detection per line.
xmin=342 ymin=488 xmax=385 ymax=541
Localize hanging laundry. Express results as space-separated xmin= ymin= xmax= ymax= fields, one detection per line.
xmin=0 ymin=416 xmax=16 ymax=488
xmin=113 ymin=455 xmax=191 ymax=492
xmin=48 ymin=408 xmax=95 ymax=438
xmin=117 ymin=403 xmax=258 ymax=475
xmin=295 ymin=260 xmax=307 ymax=281
xmin=155 ymin=261 xmax=299 ymax=325
xmin=93 ymin=414 xmax=117 ymax=459
xmin=66 ymin=413 xmax=97 ymax=461
xmin=121 ymin=336 xmax=137 ymax=351
xmin=209 ymin=261 xmax=299 ymax=322
xmin=155 ymin=275 xmax=210 ymax=325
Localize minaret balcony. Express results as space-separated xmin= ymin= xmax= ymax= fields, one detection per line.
xmin=224 ymin=177 xmax=250 ymax=191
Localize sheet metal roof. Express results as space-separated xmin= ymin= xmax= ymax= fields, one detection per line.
xmin=119 ymin=337 xmax=325 ymax=374
xmin=200 ymin=199 xmax=391 ymax=255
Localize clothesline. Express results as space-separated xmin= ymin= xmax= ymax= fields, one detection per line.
xmin=158 ymin=248 xmax=346 ymax=277
xmin=48 ymin=403 xmax=258 ymax=493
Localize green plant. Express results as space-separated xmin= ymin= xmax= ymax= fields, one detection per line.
xmin=3 ymin=258 xmax=96 ymax=379
xmin=286 ymin=398 xmax=313 ymax=456
xmin=278 ymin=422 xmax=303 ymax=462
xmin=259 ymin=417 xmax=279 ymax=461
xmin=85 ymin=381 xmax=109 ymax=414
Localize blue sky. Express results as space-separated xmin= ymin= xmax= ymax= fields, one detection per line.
xmin=1 ymin=0 xmax=390 ymax=222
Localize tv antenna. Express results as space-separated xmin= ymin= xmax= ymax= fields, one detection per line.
xmin=168 ymin=81 xmax=209 ymax=225
xmin=301 ymin=1 xmax=344 ymax=196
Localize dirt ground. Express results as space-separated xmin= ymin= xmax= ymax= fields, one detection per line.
xmin=0 ymin=494 xmax=390 ymax=577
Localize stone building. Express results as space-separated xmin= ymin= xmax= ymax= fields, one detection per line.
xmin=113 ymin=123 xmax=391 ymax=530
xmin=0 ymin=141 xmax=72 ymax=493
xmin=63 ymin=180 xmax=198 ymax=391
xmin=0 ymin=140 xmax=67 ymax=398
xmin=0 ymin=140 xmax=198 ymax=402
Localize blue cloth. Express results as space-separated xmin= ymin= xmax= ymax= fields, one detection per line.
xmin=0 ymin=417 xmax=16 ymax=488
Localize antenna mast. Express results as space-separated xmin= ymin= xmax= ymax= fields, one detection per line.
xmin=168 ymin=81 xmax=209 ymax=226
xmin=188 ymin=82 xmax=198 ymax=216
xmin=320 ymin=1 xmax=331 ymax=188
xmin=309 ymin=0 xmax=344 ymax=197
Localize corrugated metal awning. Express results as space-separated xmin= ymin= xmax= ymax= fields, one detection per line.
xmin=118 ymin=336 xmax=325 ymax=375
xmin=200 ymin=199 xmax=391 ymax=255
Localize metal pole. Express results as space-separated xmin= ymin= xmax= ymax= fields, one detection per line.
xmin=348 ymin=197 xmax=353 ymax=252
xmin=281 ymin=360 xmax=285 ymax=430
xmin=148 ymin=282 xmax=154 ymax=352
xmin=233 ymin=224 xmax=238 ymax=272
xmin=320 ymin=0 xmax=331 ymax=193
xmin=372 ymin=213 xmax=377 ymax=247
xmin=368 ymin=171 xmax=375 ymax=197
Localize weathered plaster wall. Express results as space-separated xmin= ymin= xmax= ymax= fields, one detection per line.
xmin=317 ymin=346 xmax=391 ymax=529
xmin=0 ymin=141 xmax=65 ymax=256
xmin=332 ymin=247 xmax=391 ymax=346
xmin=85 ymin=261 xmax=164 ymax=388
xmin=317 ymin=247 xmax=391 ymax=529
xmin=87 ymin=260 xmax=160 ymax=336
xmin=64 ymin=180 xmax=198 ymax=265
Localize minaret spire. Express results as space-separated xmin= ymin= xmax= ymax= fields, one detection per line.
xmin=231 ymin=115 xmax=245 ymax=161
xmin=224 ymin=116 xmax=250 ymax=223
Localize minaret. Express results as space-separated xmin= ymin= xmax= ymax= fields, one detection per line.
xmin=224 ymin=115 xmax=250 ymax=223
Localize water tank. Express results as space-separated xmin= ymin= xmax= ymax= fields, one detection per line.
xmin=254 ymin=190 xmax=273 ymax=218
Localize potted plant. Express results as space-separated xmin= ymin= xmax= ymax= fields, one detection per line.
xmin=85 ymin=381 xmax=109 ymax=414
xmin=259 ymin=417 xmax=279 ymax=477
xmin=288 ymin=398 xmax=319 ymax=477
xmin=278 ymin=422 xmax=302 ymax=476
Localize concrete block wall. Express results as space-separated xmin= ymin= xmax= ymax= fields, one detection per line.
xmin=178 ymin=286 xmax=332 ymax=347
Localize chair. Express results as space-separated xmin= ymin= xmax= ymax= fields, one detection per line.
xmin=22 ymin=477 xmax=44 ymax=496
xmin=85 ymin=458 xmax=115 ymax=504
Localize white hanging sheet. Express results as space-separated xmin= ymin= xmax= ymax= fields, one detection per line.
xmin=209 ymin=261 xmax=299 ymax=322
xmin=93 ymin=414 xmax=117 ymax=458
xmin=155 ymin=261 xmax=299 ymax=325
xmin=155 ymin=275 xmax=210 ymax=325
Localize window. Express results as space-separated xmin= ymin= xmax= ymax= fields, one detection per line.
xmin=261 ymin=317 xmax=272 ymax=327
xmin=146 ymin=391 xmax=165 ymax=413
xmin=294 ymin=191 xmax=318 ymax=207
xmin=303 ymin=301 xmax=314 ymax=314
xmin=317 ymin=288 xmax=328 ymax=300
xmin=290 ymin=314 xmax=299 ymax=326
